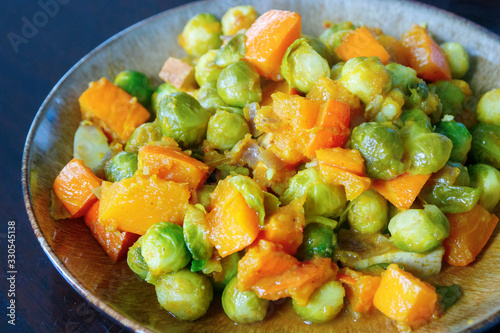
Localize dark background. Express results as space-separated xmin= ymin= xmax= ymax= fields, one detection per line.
xmin=1 ymin=0 xmax=499 ymax=332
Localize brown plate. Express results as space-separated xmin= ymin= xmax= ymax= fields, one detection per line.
xmin=22 ymin=0 xmax=500 ymax=331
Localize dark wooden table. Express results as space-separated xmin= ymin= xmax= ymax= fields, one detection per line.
xmin=1 ymin=0 xmax=499 ymax=332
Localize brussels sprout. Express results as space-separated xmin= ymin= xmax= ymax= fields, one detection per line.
xmin=178 ymin=13 xmax=222 ymax=57
xmin=419 ymin=184 xmax=481 ymax=214
xmin=195 ymin=81 xmax=228 ymax=114
xmin=222 ymin=276 xmax=269 ymax=323
xmin=330 ymin=62 xmax=344 ymax=80
xmin=157 ymin=92 xmax=211 ymax=148
xmin=351 ymin=122 xmax=406 ymax=180
xmin=124 ymin=122 xmax=163 ymax=153
xmin=440 ymin=42 xmax=470 ymax=79
xmin=206 ymin=109 xmax=250 ymax=150
xmin=156 ymin=269 xmax=213 ymax=321
xmin=281 ymin=38 xmax=330 ymax=93
xmin=104 ymin=151 xmax=138 ymax=182
xmin=469 ymin=163 xmax=500 ymax=212
xmin=469 ymin=122 xmax=500 ymax=169
xmin=429 ymin=80 xmax=465 ymax=117
xmin=221 ymin=5 xmax=257 ymax=35
xmin=217 ymin=60 xmax=262 ymax=108
xmin=281 ymin=168 xmax=346 ymax=218
xmin=296 ymin=223 xmax=336 ymax=260
xmin=228 ymin=175 xmax=265 ymax=224
xmin=141 ymin=222 xmax=191 ymax=276
xmin=347 ymin=190 xmax=388 ymax=234
xmin=373 ymin=88 xmax=405 ymax=122
xmin=406 ymin=81 xmax=441 ymax=118
xmin=386 ymin=63 xmax=418 ymax=95
xmin=319 ymin=21 xmax=355 ymax=45
xmin=341 ymin=57 xmax=392 ymax=105
xmin=211 ymin=252 xmax=242 ymax=291
xmin=195 ymin=50 xmax=223 ymax=87
xmin=196 ymin=184 xmax=216 ymax=210
xmin=292 ymin=280 xmax=345 ymax=323
xmin=451 ymin=162 xmax=471 ymax=187
xmin=436 ymin=284 xmax=462 ymax=312
xmin=183 ymin=205 xmax=213 ymax=271
xmin=434 ymin=119 xmax=472 ymax=163
xmin=302 ymin=35 xmax=333 ymax=66
xmin=216 ymin=164 xmax=250 ymax=180
xmin=151 ymin=83 xmax=179 ymax=116
xmin=114 ymin=70 xmax=156 ymax=108
xmin=476 ymin=88 xmax=500 ymax=126
xmin=388 ymin=205 xmax=449 ymax=253
xmin=73 ymin=121 xmax=109 ymax=169
xmin=431 ymin=162 xmax=470 ymax=187
xmin=400 ymin=108 xmax=432 ymax=132
xmin=127 ymin=237 xmax=149 ymax=281
xmin=214 ymin=33 xmax=246 ymax=68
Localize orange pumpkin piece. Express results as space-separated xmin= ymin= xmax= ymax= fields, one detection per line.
xmin=372 ymin=172 xmax=431 ymax=210
xmin=245 ymin=9 xmax=302 ymax=79
xmin=335 ymin=27 xmax=391 ymax=65
xmin=338 ymin=268 xmax=381 ymax=313
xmin=443 ymin=204 xmax=499 ymax=266
xmin=84 ymin=201 xmax=140 ymax=262
xmin=138 ymin=145 xmax=210 ymax=192
xmin=270 ymin=124 xmax=306 ymax=165
xmin=206 ymin=178 xmax=260 ymax=257
xmin=307 ymin=77 xmax=362 ymax=112
xmin=261 ymin=79 xmax=292 ymax=106
xmin=374 ymin=264 xmax=437 ymax=327
xmin=98 ymin=174 xmax=190 ymax=235
xmin=53 ymin=158 xmax=102 ymax=218
xmin=302 ymin=126 xmax=350 ymax=159
xmin=316 ymin=147 xmax=366 ymax=176
xmin=237 ymin=239 xmax=299 ymax=291
xmin=272 ymin=92 xmax=322 ymax=130
xmin=316 ymin=99 xmax=350 ymax=128
xmin=376 ymin=34 xmax=409 ymax=66
xmin=78 ymin=77 xmax=150 ymax=143
xmin=401 ymin=24 xmax=451 ymax=82
xmin=319 ymin=163 xmax=371 ymax=201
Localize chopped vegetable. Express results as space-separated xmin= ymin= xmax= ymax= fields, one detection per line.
xmin=158 ymin=57 xmax=196 ymax=90
xmin=337 ymin=268 xmax=381 ymax=313
xmin=373 ymin=173 xmax=431 ymax=210
xmin=335 ymin=27 xmax=391 ymax=64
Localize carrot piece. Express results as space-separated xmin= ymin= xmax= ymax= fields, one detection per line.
xmin=376 ymin=35 xmax=409 ymax=66
xmin=98 ymin=174 xmax=190 ymax=235
xmin=374 ymin=264 xmax=437 ymax=327
xmin=335 ymin=27 xmax=391 ymax=65
xmin=319 ymin=163 xmax=371 ymax=201
xmin=78 ymin=78 xmax=150 ymax=143
xmin=158 ymin=57 xmax=196 ymax=90
xmin=272 ymin=92 xmax=322 ymax=129
xmin=53 ymin=158 xmax=102 ymax=218
xmin=338 ymin=268 xmax=381 ymax=313
xmin=316 ymin=147 xmax=366 ymax=176
xmin=401 ymin=24 xmax=451 ymax=82
xmin=316 ymin=99 xmax=350 ymax=128
xmin=237 ymin=239 xmax=299 ymax=290
xmin=206 ymin=178 xmax=260 ymax=257
xmin=245 ymin=9 xmax=301 ymax=79
xmin=372 ymin=172 xmax=431 ymax=210
xmin=443 ymin=204 xmax=499 ymax=266
xmin=83 ymin=201 xmax=140 ymax=262
xmin=138 ymin=145 xmax=210 ymax=192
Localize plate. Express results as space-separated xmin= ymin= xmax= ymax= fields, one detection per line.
xmin=22 ymin=0 xmax=500 ymax=331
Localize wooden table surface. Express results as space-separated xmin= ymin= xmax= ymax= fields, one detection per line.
xmin=1 ymin=0 xmax=499 ymax=332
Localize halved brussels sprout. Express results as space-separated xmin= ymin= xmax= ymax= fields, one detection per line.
xmin=281 ymin=38 xmax=330 ymax=93
xmin=195 ymin=49 xmax=223 ymax=87
xmin=221 ymin=5 xmax=257 ymax=35
xmin=178 ymin=13 xmax=222 ymax=57
xmin=434 ymin=119 xmax=472 ymax=163
xmin=469 ymin=122 xmax=500 ymax=169
xmin=206 ymin=109 xmax=250 ymax=150
xmin=124 ymin=122 xmax=163 ymax=153
xmin=114 ymin=70 xmax=156 ymax=108
xmin=73 ymin=121 xmax=109 ymax=169
xmin=222 ymin=276 xmax=269 ymax=323
xmin=127 ymin=237 xmax=149 ymax=281
xmin=469 ymin=163 xmax=500 ymax=212
xmin=183 ymin=205 xmax=213 ymax=271
xmin=302 ymin=35 xmax=333 ymax=66
xmin=296 ymin=223 xmax=336 ymax=260
xmin=211 ymin=252 xmax=242 ymax=291
xmin=388 ymin=205 xmax=450 ymax=253
xmin=217 ymin=60 xmax=262 ymax=108
xmin=319 ymin=21 xmax=355 ymax=46
xmin=195 ymin=81 xmax=228 ymax=114
xmin=429 ymin=80 xmax=465 ymax=117
xmin=157 ymin=92 xmax=211 ymax=148
xmin=104 ymin=151 xmax=138 ymax=182
xmin=151 ymin=83 xmax=179 ymax=116
xmin=418 ymin=184 xmax=481 ymax=214
xmin=430 ymin=162 xmax=470 ymax=187
xmin=292 ymin=280 xmax=345 ymax=323
xmin=156 ymin=269 xmax=213 ymax=321
xmin=214 ymin=33 xmax=246 ymax=68
xmin=476 ymin=88 xmax=500 ymax=126
xmin=347 ymin=190 xmax=388 ymax=234
xmin=440 ymin=42 xmax=470 ymax=79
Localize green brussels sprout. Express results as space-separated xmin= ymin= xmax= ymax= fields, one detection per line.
xmin=281 ymin=168 xmax=346 ymax=218
xmin=195 ymin=81 xmax=228 ymax=114
xmin=341 ymin=57 xmax=392 ymax=105
xmin=195 ymin=50 xmax=223 ymax=87
xmin=451 ymin=162 xmax=471 ymax=187
xmin=73 ymin=121 xmax=109 ymax=169
xmin=476 ymin=88 xmax=500 ymax=126
xmin=319 ymin=21 xmax=355 ymax=46
xmin=206 ymin=109 xmax=250 ymax=150
xmin=217 ymin=60 xmax=262 ymax=108
xmin=400 ymin=108 xmax=432 ymax=132
xmin=347 ymin=190 xmax=388 ymax=234
xmin=429 ymin=80 xmax=465 ymax=117
xmin=292 ymin=280 xmax=345 ymax=323
xmin=151 ymin=83 xmax=179 ymax=117
xmin=330 ymin=62 xmax=344 ymax=80
xmin=469 ymin=163 xmax=500 ymax=212
xmin=104 ymin=151 xmax=138 ymax=182
xmin=141 ymin=222 xmax=191 ymax=276
xmin=386 ymin=63 xmax=418 ymax=95
xmin=157 ymin=92 xmax=211 ymax=148
xmin=221 ymin=5 xmax=257 ymax=35
xmin=183 ymin=205 xmax=213 ymax=271
xmin=222 ymin=276 xmax=269 ymax=323
xmin=373 ymin=88 xmax=405 ymax=122
xmin=388 ymin=205 xmax=449 ymax=253
xmin=263 ymin=191 xmax=281 ymax=216
xmin=125 ymin=122 xmax=163 ymax=153
xmin=114 ymin=70 xmax=156 ymax=108
xmin=228 ymin=175 xmax=265 ymax=225
xmin=214 ymin=33 xmax=246 ymax=68
xmin=405 ymin=81 xmax=441 ymax=118
xmin=296 ymin=223 xmax=336 ymax=260
xmin=178 ymin=13 xmax=222 ymax=57
xmin=419 ymin=184 xmax=481 ymax=214
xmin=211 ymin=252 xmax=242 ymax=291
xmin=469 ymin=122 xmax=500 ymax=169
xmin=156 ymin=269 xmax=213 ymax=321
xmin=431 ymin=162 xmax=470 ymax=187
xmin=351 ymin=122 xmax=406 ymax=180
xmin=216 ymin=164 xmax=250 ymax=180
xmin=127 ymin=237 xmax=149 ymax=281
xmin=302 ymin=35 xmax=333 ymax=66
xmin=434 ymin=119 xmax=472 ymax=163
xmin=197 ymin=184 xmax=216 ymax=210
xmin=440 ymin=42 xmax=470 ymax=79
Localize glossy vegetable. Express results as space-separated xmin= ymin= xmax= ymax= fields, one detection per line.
xmin=386 ymin=63 xmax=418 ymax=95
xmin=155 ymin=269 xmax=213 ymax=321
xmin=348 ymin=190 xmax=388 ymax=234
xmin=73 ymin=121 xmax=109 ymax=169
xmin=124 ymin=122 xmax=163 ymax=153
xmin=418 ymin=183 xmax=481 ymax=214
xmin=469 ymin=163 xmax=500 ymax=212
xmin=222 ymin=276 xmax=269 ymax=323
xmin=105 ymin=151 xmax=138 ymax=182
xmin=469 ymin=122 xmax=500 ymax=169
xmin=434 ymin=119 xmax=472 ymax=163
xmin=159 ymin=57 xmax=196 ymax=90
xmin=206 ymin=109 xmax=250 ymax=150
xmin=476 ymin=88 xmax=500 ymax=126
xmin=195 ymin=50 xmax=222 ymax=87
xmin=335 ymin=27 xmax=390 ymax=64
xmin=429 ymin=80 xmax=465 ymax=117
xmin=372 ymin=172 xmax=431 ymax=210
xmin=337 ymin=268 xmax=381 ymax=313
xmin=183 ymin=205 xmax=213 ymax=271
xmin=215 ymin=33 xmax=246 ymax=67
xmin=221 ymin=5 xmax=258 ymax=35
xmin=178 ymin=13 xmax=222 ymax=57
xmin=127 ymin=237 xmax=149 ymax=281
xmin=217 ymin=60 xmax=262 ymax=108
xmin=151 ymin=83 xmax=178 ymax=116
xmin=296 ymin=223 xmax=335 ymax=260
xmin=388 ymin=205 xmax=449 ymax=253
xmin=114 ymin=70 xmax=155 ymax=108
xmin=195 ymin=81 xmax=228 ymax=114
xmin=292 ymin=280 xmax=345 ymax=323
xmin=211 ymin=252 xmax=242 ymax=290
xmin=440 ymin=42 xmax=469 ymax=79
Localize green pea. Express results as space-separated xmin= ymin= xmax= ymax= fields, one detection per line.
xmin=440 ymin=42 xmax=470 ymax=79
xmin=217 ymin=60 xmax=262 ymax=108
xmin=114 ymin=70 xmax=156 ymax=108
xmin=104 ymin=151 xmax=138 ymax=182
